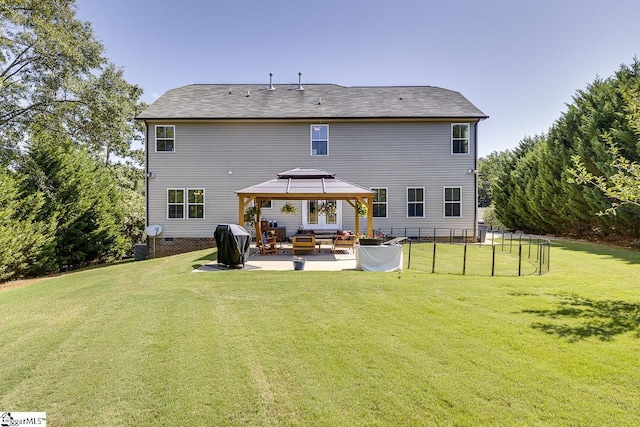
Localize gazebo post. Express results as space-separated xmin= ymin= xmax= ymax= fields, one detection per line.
xmin=367 ymin=196 xmax=373 ymax=237
xmin=354 ymin=201 xmax=360 ymax=236
xmin=238 ymin=196 xmax=246 ymax=226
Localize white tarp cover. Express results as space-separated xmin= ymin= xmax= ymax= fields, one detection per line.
xmin=355 ymin=244 xmax=403 ymax=272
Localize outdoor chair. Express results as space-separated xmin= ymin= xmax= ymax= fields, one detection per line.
xmin=332 ymin=234 xmax=357 ymax=253
xmin=258 ymin=233 xmax=278 ymax=255
xmin=292 ymin=235 xmax=316 ymax=255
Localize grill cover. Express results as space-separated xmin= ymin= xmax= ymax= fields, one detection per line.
xmin=214 ymin=224 xmax=251 ymax=267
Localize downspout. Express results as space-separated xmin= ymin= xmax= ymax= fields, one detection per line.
xmin=144 ymin=121 xmax=149 ymax=228
xmin=474 ymin=121 xmax=478 ymax=239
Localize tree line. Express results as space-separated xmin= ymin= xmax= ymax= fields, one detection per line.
xmin=1 ymin=0 xmax=144 ymax=281
xmin=479 ymin=59 xmax=640 ymax=242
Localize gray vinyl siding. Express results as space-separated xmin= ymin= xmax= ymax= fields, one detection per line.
xmin=146 ymin=121 xmax=478 ymax=238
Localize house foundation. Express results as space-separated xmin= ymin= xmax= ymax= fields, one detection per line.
xmin=147 ymin=237 xmax=216 ymax=258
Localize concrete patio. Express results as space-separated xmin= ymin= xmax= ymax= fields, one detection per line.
xmin=194 ymin=244 xmax=357 ymax=272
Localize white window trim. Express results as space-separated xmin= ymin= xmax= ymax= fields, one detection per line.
xmin=371 ymin=187 xmax=389 ymax=219
xmin=187 ymin=188 xmax=205 ymax=219
xmin=167 ymin=188 xmax=185 ymax=220
xmin=443 ymin=186 xmax=463 ymax=218
xmin=451 ymin=123 xmax=469 ymax=155
xmin=155 ymin=125 xmax=176 ymax=153
xmin=310 ymin=124 xmax=329 ymax=156
xmin=406 ymin=187 xmax=425 ymax=218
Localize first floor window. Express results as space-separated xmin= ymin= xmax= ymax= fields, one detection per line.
xmin=407 ymin=187 xmax=425 ymax=217
xmin=452 ymin=123 xmax=469 ymax=154
xmin=156 ymin=125 xmax=175 ymax=152
xmin=371 ymin=188 xmax=388 ymax=218
xmin=167 ymin=188 xmax=205 ymax=219
xmin=168 ymin=189 xmax=184 ymax=218
xmin=188 ymin=189 xmax=205 ymax=219
xmin=444 ymin=187 xmax=462 ymax=217
xmin=311 ymin=124 xmax=328 ymax=156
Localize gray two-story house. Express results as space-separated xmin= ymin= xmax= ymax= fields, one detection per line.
xmin=137 ymin=80 xmax=487 ymax=257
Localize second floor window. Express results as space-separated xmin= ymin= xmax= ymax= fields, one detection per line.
xmin=311 ymin=125 xmax=328 ymax=156
xmin=156 ymin=125 xmax=175 ymax=152
xmin=452 ymin=123 xmax=469 ymax=154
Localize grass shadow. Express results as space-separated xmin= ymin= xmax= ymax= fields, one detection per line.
xmin=554 ymin=240 xmax=640 ymax=266
xmin=524 ymin=294 xmax=640 ymax=342
xmin=191 ymin=250 xmax=217 ymax=269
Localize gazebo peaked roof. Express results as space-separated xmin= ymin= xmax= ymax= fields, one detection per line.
xmin=236 ymin=168 xmax=375 ymax=236
xmin=236 ymin=168 xmax=374 ymax=199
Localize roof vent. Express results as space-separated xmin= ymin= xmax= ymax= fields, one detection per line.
xmin=246 ymin=90 xmax=250 ymax=97
xmin=267 ymin=72 xmax=275 ymax=90
xmin=296 ymin=72 xmax=304 ymax=91
xmin=317 ymin=96 xmax=322 ymax=105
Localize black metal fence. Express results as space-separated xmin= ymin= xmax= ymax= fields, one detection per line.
xmin=370 ymin=227 xmax=551 ymax=277
xmin=367 ymin=227 xmax=480 ymax=243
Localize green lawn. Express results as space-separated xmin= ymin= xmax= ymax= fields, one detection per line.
xmin=1 ymin=241 xmax=639 ymax=426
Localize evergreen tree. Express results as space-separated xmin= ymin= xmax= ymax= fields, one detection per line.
xmin=0 ymin=168 xmax=56 ymax=281
xmin=492 ymin=59 xmax=640 ymax=239
xmin=22 ymin=131 xmax=128 ymax=271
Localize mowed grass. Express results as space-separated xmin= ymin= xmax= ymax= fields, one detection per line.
xmin=1 ymin=241 xmax=639 ymax=426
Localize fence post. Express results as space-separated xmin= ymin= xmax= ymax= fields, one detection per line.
xmin=433 ymin=228 xmax=436 ymax=243
xmin=463 ymin=243 xmax=467 ymax=275
xmin=547 ymin=243 xmax=550 ymax=272
xmin=501 ymin=232 xmax=505 ymax=252
xmin=528 ymin=235 xmax=532 ymax=259
xmin=518 ymin=243 xmax=522 ymax=276
xmin=431 ymin=241 xmax=436 ymax=273
xmin=538 ymin=243 xmax=543 ymax=275
xmin=491 ymin=244 xmax=496 ymax=276
xmin=418 ymin=227 xmax=421 ymax=242
xmin=407 ymin=239 xmax=412 ymax=270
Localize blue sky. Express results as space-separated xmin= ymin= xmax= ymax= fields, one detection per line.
xmin=75 ymin=0 xmax=640 ymax=156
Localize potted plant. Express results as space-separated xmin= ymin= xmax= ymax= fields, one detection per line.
xmin=358 ymin=232 xmax=383 ymax=246
xmin=244 ymin=205 xmax=260 ymax=227
xmin=355 ymin=201 xmax=368 ymax=217
xmin=292 ymin=256 xmax=306 ymax=270
xmin=318 ymin=202 xmax=337 ymax=217
xmin=280 ymin=202 xmax=298 ymax=215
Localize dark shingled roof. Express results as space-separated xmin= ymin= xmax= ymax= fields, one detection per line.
xmin=136 ymin=84 xmax=487 ymax=120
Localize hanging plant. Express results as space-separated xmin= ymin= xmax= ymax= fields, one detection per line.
xmin=318 ymin=202 xmax=337 ymax=217
xmin=244 ymin=206 xmax=260 ymax=226
xmin=280 ymin=202 xmax=298 ymax=215
xmin=355 ymin=201 xmax=368 ymax=217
